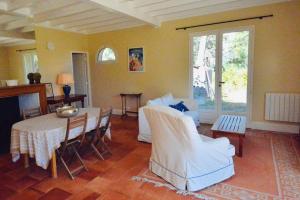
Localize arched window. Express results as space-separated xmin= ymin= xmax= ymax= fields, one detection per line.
xmin=96 ymin=47 xmax=116 ymax=64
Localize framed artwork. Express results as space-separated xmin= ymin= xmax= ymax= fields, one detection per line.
xmin=128 ymin=47 xmax=144 ymax=72
xmin=45 ymin=83 xmax=54 ymax=98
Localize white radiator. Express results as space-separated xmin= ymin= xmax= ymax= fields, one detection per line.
xmin=265 ymin=93 xmax=300 ymax=123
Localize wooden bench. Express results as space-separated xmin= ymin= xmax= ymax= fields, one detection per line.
xmin=211 ymin=115 xmax=246 ymax=157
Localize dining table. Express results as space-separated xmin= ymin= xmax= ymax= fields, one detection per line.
xmin=10 ymin=107 xmax=110 ymax=178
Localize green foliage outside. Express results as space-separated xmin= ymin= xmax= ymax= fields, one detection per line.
xmin=192 ymin=31 xmax=249 ymax=112
xmin=222 ymin=31 xmax=248 ymax=92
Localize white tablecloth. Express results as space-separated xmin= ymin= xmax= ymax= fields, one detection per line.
xmin=10 ymin=107 xmax=110 ymax=169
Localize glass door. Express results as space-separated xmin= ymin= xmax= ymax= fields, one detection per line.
xmin=191 ymin=28 xmax=252 ymax=123
xmin=221 ymin=30 xmax=250 ymax=114
xmin=191 ymin=33 xmax=218 ymax=121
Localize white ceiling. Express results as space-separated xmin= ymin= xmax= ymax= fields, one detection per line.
xmin=0 ymin=0 xmax=291 ymax=46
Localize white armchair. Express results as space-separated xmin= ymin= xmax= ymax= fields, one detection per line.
xmin=144 ymin=105 xmax=235 ymax=191
xmin=138 ymin=93 xmax=200 ymax=143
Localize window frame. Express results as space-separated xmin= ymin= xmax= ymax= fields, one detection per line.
xmin=96 ymin=46 xmax=117 ymax=64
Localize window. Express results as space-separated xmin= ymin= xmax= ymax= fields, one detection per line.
xmin=96 ymin=47 xmax=116 ymax=64
xmin=23 ymin=52 xmax=39 ymax=83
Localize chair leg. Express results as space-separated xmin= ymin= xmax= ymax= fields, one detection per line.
xmin=99 ymin=140 xmax=112 ymax=155
xmin=57 ymin=152 xmax=75 ymax=180
xmin=91 ymin=139 xmax=112 ymax=160
xmin=71 ymin=144 xmax=88 ymax=172
xmin=67 ymin=148 xmax=76 ymax=165
xmin=91 ymin=143 xmax=105 ymax=160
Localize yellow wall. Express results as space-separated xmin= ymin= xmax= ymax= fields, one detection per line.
xmin=87 ymin=1 xmax=300 ymax=121
xmin=6 ymin=44 xmax=36 ymax=84
xmin=35 ymin=27 xmax=88 ymax=95
xmin=5 ymin=1 xmax=298 ymax=123
xmin=0 ymin=46 xmax=9 ymax=80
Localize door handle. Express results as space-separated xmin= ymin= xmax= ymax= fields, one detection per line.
xmin=218 ymin=81 xmax=225 ymax=87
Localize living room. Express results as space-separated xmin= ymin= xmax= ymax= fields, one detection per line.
xmin=0 ymin=0 xmax=299 ymax=199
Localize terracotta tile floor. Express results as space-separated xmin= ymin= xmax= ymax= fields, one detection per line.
xmin=0 ymin=116 xmax=299 ymax=200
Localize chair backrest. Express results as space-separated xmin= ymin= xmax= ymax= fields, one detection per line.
xmin=144 ymin=106 xmax=202 ymax=164
xmin=62 ymin=113 xmax=88 ymax=153
xmin=23 ymin=107 xmax=42 ymax=120
xmin=96 ymin=107 xmax=112 ymax=138
xmin=48 ymin=102 xmax=64 ymax=113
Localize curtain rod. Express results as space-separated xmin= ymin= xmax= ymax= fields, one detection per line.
xmin=16 ymin=48 xmax=36 ymax=52
xmin=176 ymin=14 xmax=274 ymax=30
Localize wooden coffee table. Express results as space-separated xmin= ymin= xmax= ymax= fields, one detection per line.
xmin=211 ymin=115 xmax=246 ymax=157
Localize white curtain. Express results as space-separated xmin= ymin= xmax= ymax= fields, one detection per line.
xmin=23 ymin=52 xmax=39 ymax=82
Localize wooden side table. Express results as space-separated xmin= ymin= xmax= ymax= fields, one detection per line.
xmin=211 ymin=115 xmax=246 ymax=157
xmin=120 ymin=93 xmax=142 ymax=118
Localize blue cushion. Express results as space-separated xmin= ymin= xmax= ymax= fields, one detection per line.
xmin=169 ymin=101 xmax=189 ymax=112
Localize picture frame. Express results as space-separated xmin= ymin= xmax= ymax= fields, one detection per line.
xmin=128 ymin=47 xmax=144 ymax=72
xmin=45 ymin=82 xmax=54 ymax=98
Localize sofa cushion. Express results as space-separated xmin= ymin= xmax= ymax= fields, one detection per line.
xmin=169 ymin=101 xmax=189 ymax=112
xmin=147 ymin=98 xmax=164 ymax=106
xmin=184 ymin=110 xmax=200 ymax=125
xmin=160 ymin=93 xmax=175 ymax=106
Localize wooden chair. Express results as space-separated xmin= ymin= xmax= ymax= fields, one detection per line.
xmin=88 ymin=107 xmax=112 ymax=160
xmin=23 ymin=107 xmax=42 ymax=120
xmin=48 ymin=102 xmax=64 ymax=113
xmin=56 ymin=113 xmax=88 ymax=179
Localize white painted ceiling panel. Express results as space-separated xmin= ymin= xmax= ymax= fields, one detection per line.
xmin=0 ymin=0 xmax=292 ymax=46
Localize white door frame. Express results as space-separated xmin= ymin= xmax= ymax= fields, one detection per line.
xmin=189 ymin=26 xmax=254 ymax=124
xmin=70 ymin=51 xmax=93 ymax=107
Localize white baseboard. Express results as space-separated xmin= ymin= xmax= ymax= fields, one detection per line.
xmin=112 ymin=108 xmax=138 ymax=116
xmin=114 ymin=107 xmax=299 ymax=134
xmin=248 ymin=121 xmax=299 ymax=134
xmin=112 ymin=108 xmax=122 ymax=115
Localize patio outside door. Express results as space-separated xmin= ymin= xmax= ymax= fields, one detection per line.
xmin=190 ymin=27 xmax=253 ymax=123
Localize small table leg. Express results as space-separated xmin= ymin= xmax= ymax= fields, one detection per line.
xmin=24 ymin=153 xmax=30 ymax=168
xmin=212 ymin=131 xmax=216 ymax=138
xmin=122 ymin=96 xmax=127 ymax=118
xmin=51 ymin=151 xmax=57 ymax=178
xmin=238 ymin=136 xmax=243 ymax=157
xmin=81 ymin=99 xmax=84 ymax=108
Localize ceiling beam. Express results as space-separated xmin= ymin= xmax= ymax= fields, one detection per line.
xmin=5 ymin=0 xmax=35 ymax=11
xmin=34 ymin=2 xmax=95 ymax=23
xmin=21 ymin=25 xmax=35 ymax=33
xmin=0 ymin=38 xmax=22 ymax=44
xmin=0 ymin=30 xmax=34 ymax=40
xmin=49 ymin=9 xmax=106 ymax=26
xmin=75 ymin=18 xmax=132 ymax=31
xmin=86 ymin=21 xmax=144 ymax=34
xmin=32 ymin=0 xmax=81 ymax=15
xmin=148 ymin=0 xmax=237 ymax=17
xmin=88 ymin=0 xmax=160 ymax=26
xmin=0 ymin=15 xmax=17 ymax=24
xmin=62 ymin=14 xmax=123 ymax=29
xmin=0 ymin=1 xmax=32 ymax=18
xmin=132 ymin=0 xmax=166 ymax=8
xmin=5 ymin=18 xmax=32 ymax=30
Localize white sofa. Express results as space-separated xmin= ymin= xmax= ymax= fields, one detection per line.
xmin=138 ymin=93 xmax=200 ymax=143
xmin=144 ymin=105 xmax=235 ymax=191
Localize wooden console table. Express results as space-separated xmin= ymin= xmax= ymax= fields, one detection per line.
xmin=211 ymin=115 xmax=246 ymax=157
xmin=120 ymin=93 xmax=142 ymax=117
xmin=47 ymin=94 xmax=86 ymax=108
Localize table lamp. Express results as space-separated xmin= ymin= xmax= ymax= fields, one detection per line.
xmin=57 ymin=73 xmax=74 ymax=96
